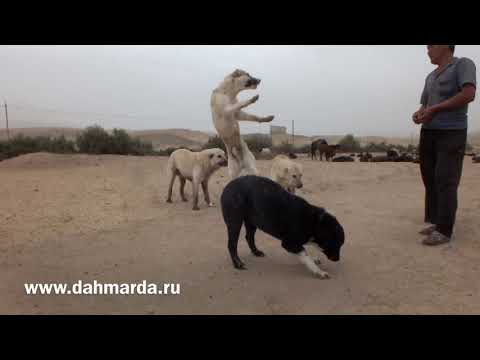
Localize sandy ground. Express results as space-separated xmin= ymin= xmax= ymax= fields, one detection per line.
xmin=1 ymin=152 xmax=480 ymax=315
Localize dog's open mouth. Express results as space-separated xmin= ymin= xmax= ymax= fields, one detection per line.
xmin=245 ymin=77 xmax=261 ymax=88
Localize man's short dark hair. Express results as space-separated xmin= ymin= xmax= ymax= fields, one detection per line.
xmin=449 ymin=45 xmax=456 ymax=53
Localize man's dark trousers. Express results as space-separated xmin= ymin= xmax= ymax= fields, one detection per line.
xmin=419 ymin=128 xmax=467 ymax=238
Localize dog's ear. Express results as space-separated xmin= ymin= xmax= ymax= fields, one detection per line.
xmin=231 ymin=69 xmax=244 ymax=78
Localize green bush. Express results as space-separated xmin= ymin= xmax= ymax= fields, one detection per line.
xmin=406 ymin=144 xmax=418 ymax=153
xmin=76 ymin=125 xmax=111 ymax=154
xmin=243 ymin=134 xmax=272 ymax=154
xmin=202 ymin=135 xmax=226 ymax=153
xmin=110 ymin=129 xmax=131 ymax=155
xmin=0 ymin=126 xmax=160 ymax=160
xmin=272 ymin=141 xmax=293 ymax=155
xmin=49 ymin=135 xmax=76 ymax=153
xmin=363 ymin=141 xmax=388 ymax=153
xmin=296 ymin=144 xmax=311 ymax=154
xmin=0 ymin=134 xmax=76 ymax=159
xmin=75 ymin=125 xmax=154 ymax=156
xmin=339 ymin=134 xmax=361 ymax=152
xmin=128 ymin=137 xmax=154 ymax=156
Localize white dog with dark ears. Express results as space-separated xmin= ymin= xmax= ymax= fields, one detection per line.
xmin=270 ymin=155 xmax=304 ymax=194
xmin=166 ymin=148 xmax=228 ymax=211
xmin=211 ymin=69 xmax=275 ymax=179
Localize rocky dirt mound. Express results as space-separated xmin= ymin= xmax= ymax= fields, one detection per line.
xmin=0 ymin=152 xmax=114 ymax=170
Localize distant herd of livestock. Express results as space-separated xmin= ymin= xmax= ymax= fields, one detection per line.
xmin=265 ymin=138 xmax=480 ymax=164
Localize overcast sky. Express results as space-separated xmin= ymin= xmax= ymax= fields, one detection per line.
xmin=0 ymin=45 xmax=478 ymax=137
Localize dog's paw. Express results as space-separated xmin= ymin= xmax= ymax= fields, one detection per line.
xmin=181 ymin=197 xmax=188 ymax=202
xmin=208 ymin=202 xmax=215 ymax=207
xmin=313 ymin=270 xmax=330 ymax=279
xmin=252 ymin=250 xmax=266 ymax=257
xmin=166 ymin=199 xmax=172 ymax=203
xmin=192 ymin=205 xmax=200 ymax=211
xmin=250 ymin=95 xmax=259 ymax=104
xmin=233 ymin=260 xmax=247 ymax=270
xmin=261 ymin=115 xmax=274 ymax=123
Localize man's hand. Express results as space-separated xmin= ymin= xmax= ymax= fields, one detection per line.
xmin=412 ymin=107 xmax=426 ymax=124
xmin=412 ymin=109 xmax=425 ymax=124
xmin=417 ymin=106 xmax=438 ymax=124
xmin=415 ymin=85 xmax=476 ymax=124
xmin=412 ymin=105 xmax=437 ymax=124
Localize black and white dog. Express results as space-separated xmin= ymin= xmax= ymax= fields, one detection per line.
xmin=220 ymin=175 xmax=345 ymax=279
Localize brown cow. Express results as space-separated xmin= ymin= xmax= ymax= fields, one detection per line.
xmin=311 ymin=139 xmax=328 ymax=160
xmin=359 ymin=152 xmax=373 ymax=162
xmin=312 ymin=143 xmax=341 ymax=161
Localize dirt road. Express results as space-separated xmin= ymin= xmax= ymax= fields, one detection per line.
xmin=1 ymin=153 xmax=479 ymax=314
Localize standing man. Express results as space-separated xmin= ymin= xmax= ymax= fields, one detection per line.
xmin=412 ymin=45 xmax=476 ymax=245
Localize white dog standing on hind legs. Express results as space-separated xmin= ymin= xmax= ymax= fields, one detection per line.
xmin=211 ymin=69 xmax=275 ymax=179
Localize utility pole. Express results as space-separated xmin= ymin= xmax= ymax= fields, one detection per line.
xmin=3 ymin=100 xmax=9 ymax=141
xmin=291 ymin=120 xmax=294 ymax=148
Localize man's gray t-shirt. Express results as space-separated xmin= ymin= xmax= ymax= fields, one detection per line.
xmin=420 ymin=57 xmax=477 ymax=130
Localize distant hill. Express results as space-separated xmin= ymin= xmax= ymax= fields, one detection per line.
xmin=2 ymin=127 xmax=479 ymax=151
xmin=0 ymin=127 xmax=82 ymax=141
xmin=130 ymin=129 xmax=210 ymax=150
